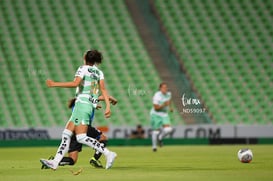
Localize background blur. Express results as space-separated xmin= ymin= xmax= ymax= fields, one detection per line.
xmin=0 ymin=0 xmax=272 ymax=142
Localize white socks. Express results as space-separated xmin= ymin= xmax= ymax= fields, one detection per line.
xmin=53 ymin=129 xmax=73 ymax=164
xmin=158 ymin=127 xmax=173 ymax=141
xmin=152 ymin=130 xmax=160 ymax=149
xmin=76 ymin=134 xmax=110 ymax=155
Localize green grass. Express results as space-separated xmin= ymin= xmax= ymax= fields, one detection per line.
xmin=0 ymin=145 xmax=272 ymax=181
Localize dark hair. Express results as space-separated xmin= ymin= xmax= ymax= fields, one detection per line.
xmin=68 ymin=98 xmax=76 ymax=109
xmin=85 ymin=49 xmax=103 ymax=65
xmin=159 ymin=82 xmax=167 ymax=89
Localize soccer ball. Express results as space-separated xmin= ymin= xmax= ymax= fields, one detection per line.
xmin=237 ymin=148 xmax=253 ymax=163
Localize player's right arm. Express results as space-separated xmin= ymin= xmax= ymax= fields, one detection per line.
xmin=153 ymin=101 xmax=170 ymax=111
xmin=46 ymin=65 xmax=85 ymax=88
xmin=46 ymin=77 xmax=82 ymax=88
xmin=153 ymin=93 xmax=170 ymax=111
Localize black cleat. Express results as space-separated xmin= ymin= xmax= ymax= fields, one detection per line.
xmin=90 ymin=157 xmax=103 ymax=168
xmin=158 ymin=139 xmax=163 ymax=147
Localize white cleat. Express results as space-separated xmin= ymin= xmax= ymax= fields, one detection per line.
xmin=105 ymin=151 xmax=117 ymax=169
xmin=40 ymin=159 xmax=58 ymax=170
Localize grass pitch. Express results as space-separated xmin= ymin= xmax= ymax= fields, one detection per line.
xmin=0 ymin=145 xmax=272 ymax=181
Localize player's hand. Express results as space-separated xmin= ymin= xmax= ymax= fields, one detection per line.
xmin=46 ymin=79 xmax=55 ymax=87
xmin=163 ymin=100 xmax=170 ymax=106
xmin=104 ymin=108 xmax=111 ymax=118
xmin=110 ymin=97 xmax=118 ymax=105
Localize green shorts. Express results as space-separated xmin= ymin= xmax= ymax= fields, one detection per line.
xmin=69 ymin=99 xmax=94 ymax=126
xmin=150 ymin=113 xmax=171 ymax=130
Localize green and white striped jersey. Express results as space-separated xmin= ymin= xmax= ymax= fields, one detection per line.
xmin=150 ymin=91 xmax=172 ymax=117
xmin=74 ymin=65 xmax=104 ymax=105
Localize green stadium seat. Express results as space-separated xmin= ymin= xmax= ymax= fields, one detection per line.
xmin=0 ymin=0 xmax=182 ymax=127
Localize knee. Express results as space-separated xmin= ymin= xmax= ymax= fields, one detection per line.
xmin=99 ymin=134 xmax=108 ymax=141
xmin=63 ymin=129 xmax=73 ymax=137
xmin=152 ymin=130 xmax=160 ymax=136
xmin=164 ymin=127 xmax=173 ymax=133
xmin=76 ymin=134 xmax=87 ymax=144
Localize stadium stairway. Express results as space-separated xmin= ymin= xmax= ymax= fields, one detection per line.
xmin=125 ymin=0 xmax=212 ymax=124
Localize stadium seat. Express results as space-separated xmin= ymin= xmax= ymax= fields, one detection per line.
xmin=0 ymin=0 xmax=182 ymax=128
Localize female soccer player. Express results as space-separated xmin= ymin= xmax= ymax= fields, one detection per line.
xmin=150 ymin=82 xmax=173 ymax=152
xmin=40 ymin=50 xmax=117 ymax=169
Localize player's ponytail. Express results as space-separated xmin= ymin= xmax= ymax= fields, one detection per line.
xmin=68 ymin=98 xmax=76 ymax=109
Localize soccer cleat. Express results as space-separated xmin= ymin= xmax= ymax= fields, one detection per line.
xmin=157 ymin=133 xmax=163 ymax=147
xmin=105 ymin=151 xmax=117 ymax=169
xmin=158 ymin=139 xmax=163 ymax=147
xmin=153 ymin=148 xmax=157 ymax=152
xmin=40 ymin=159 xmax=58 ymax=170
xmin=90 ymin=157 xmax=103 ymax=168
xmin=41 ymin=156 xmax=54 ymax=169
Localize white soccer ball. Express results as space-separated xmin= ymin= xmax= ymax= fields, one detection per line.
xmin=237 ymin=148 xmax=253 ymax=163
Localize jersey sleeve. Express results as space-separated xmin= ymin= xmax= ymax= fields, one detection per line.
xmin=99 ymin=70 xmax=104 ymax=80
xmin=74 ymin=66 xmax=85 ymax=78
xmin=168 ymin=92 xmax=172 ymax=100
xmin=152 ymin=93 xmax=161 ymax=105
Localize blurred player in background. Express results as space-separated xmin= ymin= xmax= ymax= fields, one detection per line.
xmin=40 ymin=50 xmax=117 ymax=170
xmin=150 ymin=82 xmax=173 ymax=152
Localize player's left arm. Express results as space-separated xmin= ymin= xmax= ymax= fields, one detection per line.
xmin=169 ymin=92 xmax=173 ymax=112
xmin=98 ymin=95 xmax=118 ymax=105
xmin=99 ymin=79 xmax=111 ymax=118
xmin=169 ymin=99 xmax=174 ymax=112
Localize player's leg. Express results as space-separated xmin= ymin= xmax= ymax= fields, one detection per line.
xmin=42 ymin=134 xmax=80 ymax=168
xmin=59 ymin=127 xmax=107 ymax=168
xmin=58 ymin=97 xmax=83 ymax=166
xmin=150 ymin=114 xmax=162 ymax=152
xmin=75 ymin=124 xmax=117 ymax=169
xmin=88 ymin=127 xmax=108 ymax=168
xmin=60 ymin=154 xmax=75 ymax=166
xmin=59 ymin=133 xmax=82 ymax=166
xmin=40 ymin=121 xmax=74 ymax=169
xmin=93 ymin=134 xmax=108 ymax=160
xmin=158 ymin=115 xmax=173 ymax=145
xmin=41 ymin=155 xmax=75 ymax=169
xmin=152 ymin=129 xmax=160 ymax=152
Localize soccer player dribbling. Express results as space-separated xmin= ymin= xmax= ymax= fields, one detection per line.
xmin=40 ymin=50 xmax=117 ymax=170
xmin=150 ymin=82 xmax=173 ymax=152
